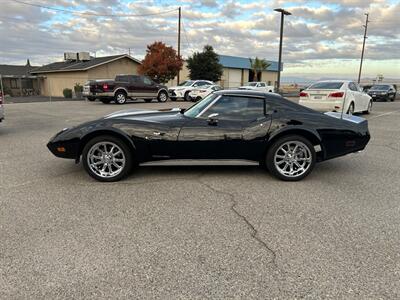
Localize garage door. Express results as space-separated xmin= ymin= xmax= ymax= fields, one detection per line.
xmin=227 ymin=69 xmax=242 ymax=88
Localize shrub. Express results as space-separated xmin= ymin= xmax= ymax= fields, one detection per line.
xmin=63 ymin=88 xmax=72 ymax=98
xmin=74 ymin=83 xmax=83 ymax=93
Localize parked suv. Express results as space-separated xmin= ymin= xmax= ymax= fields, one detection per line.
xmin=168 ymin=80 xmax=213 ymax=101
xmin=367 ymin=84 xmax=397 ymax=102
xmin=83 ymin=75 xmax=169 ymax=104
xmin=0 ymin=92 xmax=4 ymax=123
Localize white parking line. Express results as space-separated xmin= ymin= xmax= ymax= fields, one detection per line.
xmin=369 ymin=109 xmax=400 ymax=120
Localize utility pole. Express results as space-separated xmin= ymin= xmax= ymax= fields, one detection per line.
xmin=177 ymin=7 xmax=181 ymax=85
xmin=358 ymin=13 xmax=369 ymax=84
xmin=274 ymin=8 xmax=291 ymax=94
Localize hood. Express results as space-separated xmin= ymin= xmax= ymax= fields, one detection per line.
xmin=104 ymin=107 xmax=182 ymax=122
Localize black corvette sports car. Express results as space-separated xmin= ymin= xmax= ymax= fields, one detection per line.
xmin=48 ymin=90 xmax=370 ymax=182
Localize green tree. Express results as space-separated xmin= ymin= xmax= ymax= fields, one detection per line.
xmin=138 ymin=41 xmax=183 ymax=84
xmin=249 ymin=57 xmax=270 ymax=81
xmin=187 ymin=45 xmax=223 ymax=82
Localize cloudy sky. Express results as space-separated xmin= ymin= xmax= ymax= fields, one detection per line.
xmin=0 ymin=0 xmax=399 ymax=80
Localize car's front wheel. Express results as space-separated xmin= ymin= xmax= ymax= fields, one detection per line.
xmin=347 ymin=102 xmax=355 ymax=115
xmin=157 ymin=90 xmax=168 ymax=102
xmin=363 ymin=100 xmax=372 ymax=114
xmin=82 ymin=135 xmax=133 ymax=182
xmin=266 ymin=135 xmax=316 ymax=181
xmin=184 ymin=91 xmax=191 ymax=101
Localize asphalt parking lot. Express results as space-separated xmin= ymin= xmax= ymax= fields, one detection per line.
xmin=1 ymin=99 xmax=400 ymax=299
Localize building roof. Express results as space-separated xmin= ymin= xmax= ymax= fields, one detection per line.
xmin=31 ymin=54 xmax=141 ymax=74
xmin=0 ymin=64 xmax=38 ymax=77
xmin=218 ymin=55 xmax=282 ymax=72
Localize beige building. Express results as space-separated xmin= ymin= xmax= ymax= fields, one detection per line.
xmin=31 ymin=53 xmax=141 ymax=97
xmin=168 ymin=55 xmax=281 ymax=88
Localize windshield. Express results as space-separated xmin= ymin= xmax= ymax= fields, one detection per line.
xmin=370 ymin=85 xmax=390 ymax=91
xmin=247 ymin=82 xmax=258 ymax=86
xmin=309 ymin=82 xmax=344 ymax=90
xmin=178 ymin=80 xmax=194 ymax=87
xmin=184 ymin=94 xmax=219 ymax=118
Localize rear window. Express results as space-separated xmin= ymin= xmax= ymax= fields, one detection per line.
xmin=309 ymin=82 xmax=344 ymax=90
xmin=116 ymin=75 xmax=137 ymax=82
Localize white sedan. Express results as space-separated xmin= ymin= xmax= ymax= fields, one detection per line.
xmin=188 ymin=85 xmax=222 ymax=102
xmin=168 ymin=80 xmax=214 ymax=101
xmin=299 ymin=80 xmax=372 ymax=114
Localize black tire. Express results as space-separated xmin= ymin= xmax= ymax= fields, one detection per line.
xmin=115 ymin=90 xmax=127 ymax=104
xmin=391 ymin=94 xmax=396 ymax=102
xmin=363 ymin=100 xmax=372 ymax=114
xmin=195 ymin=96 xmax=202 ymax=102
xmin=184 ymin=91 xmax=190 ymax=101
xmin=347 ymin=102 xmax=355 ymax=115
xmin=170 ymin=97 xmax=177 ymax=102
xmin=87 ymin=97 xmax=96 ymax=101
xmin=265 ymin=135 xmax=316 ymax=181
xmin=157 ymin=90 xmax=168 ymax=102
xmin=144 ymin=98 xmax=152 ymax=103
xmin=82 ymin=135 xmax=133 ymax=182
xmin=100 ymin=98 xmax=111 ymax=104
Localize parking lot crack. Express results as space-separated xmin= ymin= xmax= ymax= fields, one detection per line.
xmin=197 ymin=179 xmax=279 ymax=268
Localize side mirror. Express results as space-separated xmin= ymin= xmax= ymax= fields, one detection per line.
xmin=180 ymin=108 xmax=186 ymax=114
xmin=207 ymin=113 xmax=219 ymax=126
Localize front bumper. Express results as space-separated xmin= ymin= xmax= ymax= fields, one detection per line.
xmin=47 ymin=128 xmax=80 ymax=159
xmin=168 ymin=89 xmax=185 ymax=98
xmin=299 ymin=100 xmax=344 ymax=112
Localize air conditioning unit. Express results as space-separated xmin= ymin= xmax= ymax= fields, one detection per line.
xmin=64 ymin=52 xmax=78 ymax=61
xmin=78 ymin=52 xmax=91 ymax=61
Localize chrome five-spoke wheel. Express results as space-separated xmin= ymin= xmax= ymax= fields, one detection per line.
xmin=82 ymin=135 xmax=133 ymax=182
xmin=87 ymin=142 xmax=125 ymax=178
xmin=274 ymin=141 xmax=312 ymax=178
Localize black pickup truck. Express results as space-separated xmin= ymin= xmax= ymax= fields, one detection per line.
xmin=83 ymin=75 xmax=169 ymax=104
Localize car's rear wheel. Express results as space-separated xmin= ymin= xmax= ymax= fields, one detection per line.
xmin=347 ymin=102 xmax=355 ymax=115
xmin=100 ymin=98 xmax=111 ymax=104
xmin=82 ymin=135 xmax=132 ymax=182
xmin=115 ymin=91 xmax=127 ymax=104
xmin=195 ymin=96 xmax=202 ymax=102
xmin=157 ymin=90 xmax=168 ymax=102
xmin=266 ymin=135 xmax=316 ymax=181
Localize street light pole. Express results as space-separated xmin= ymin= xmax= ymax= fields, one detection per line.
xmin=357 ymin=13 xmax=369 ymax=84
xmin=177 ymin=7 xmax=181 ymax=85
xmin=274 ymin=8 xmax=291 ymax=94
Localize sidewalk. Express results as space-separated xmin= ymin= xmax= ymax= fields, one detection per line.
xmin=4 ymin=96 xmax=84 ymax=104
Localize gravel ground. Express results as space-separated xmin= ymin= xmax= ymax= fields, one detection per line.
xmin=0 ymin=99 xmax=399 ymax=299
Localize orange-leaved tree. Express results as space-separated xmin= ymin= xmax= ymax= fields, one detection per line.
xmin=138 ymin=41 xmax=183 ymax=84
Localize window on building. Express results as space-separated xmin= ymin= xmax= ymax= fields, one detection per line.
xmin=10 ymin=79 xmax=18 ymax=89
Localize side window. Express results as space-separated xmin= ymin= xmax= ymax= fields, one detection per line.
xmin=143 ymin=77 xmax=152 ymax=85
xmin=260 ymin=83 xmax=266 ymax=87
xmin=202 ymin=96 xmax=264 ymax=121
xmin=349 ymin=82 xmax=357 ymax=91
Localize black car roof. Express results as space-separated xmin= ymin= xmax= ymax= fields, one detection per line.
xmin=214 ymin=89 xmax=313 ymax=113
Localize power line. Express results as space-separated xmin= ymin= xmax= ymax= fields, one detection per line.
xmin=11 ymin=0 xmax=178 ymax=17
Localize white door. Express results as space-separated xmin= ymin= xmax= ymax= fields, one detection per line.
xmin=228 ymin=69 xmax=242 ymax=88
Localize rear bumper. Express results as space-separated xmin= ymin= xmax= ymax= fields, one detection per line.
xmin=83 ymin=91 xmax=114 ymax=97
xmin=299 ymin=99 xmax=344 ymax=112
xmin=369 ymin=94 xmax=389 ymax=101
